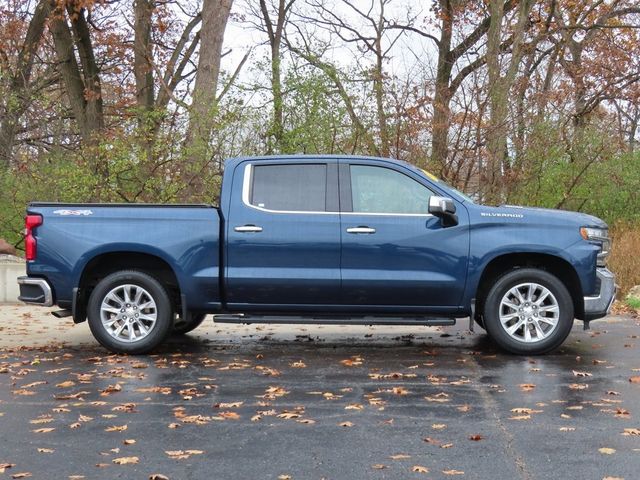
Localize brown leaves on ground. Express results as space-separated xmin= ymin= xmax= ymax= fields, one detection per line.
xmin=112 ymin=456 xmax=139 ymax=465
xmin=0 ymin=464 xmax=15 ymax=474
xmin=622 ymin=428 xmax=640 ymax=436
xmin=389 ymin=454 xmax=411 ymax=460
xmin=443 ymin=469 xmax=465 ymax=475
xmin=629 ymin=376 xmax=640 ymax=383
xmin=149 ymin=475 xmax=170 ymax=480
xmin=468 ymin=434 xmax=483 ymax=441
xmin=572 ymin=370 xmax=593 ymax=377
xmin=411 ymin=465 xmax=429 ymax=473
xmin=32 ymin=428 xmax=55 ymax=433
xmin=599 ymin=447 xmax=616 ymax=455
xmin=165 ymin=450 xmax=204 ymax=460
xmin=11 ymin=473 xmax=32 ymax=479
xmin=100 ymin=384 xmax=122 ymax=396
xmin=338 ymin=421 xmax=354 ymax=427
xmin=105 ymin=425 xmax=128 ymax=432
xmin=519 ymin=383 xmax=536 ymax=392
xmin=340 ymin=356 xmax=363 ymax=367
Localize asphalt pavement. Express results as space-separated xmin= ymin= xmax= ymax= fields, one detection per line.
xmin=1 ymin=305 xmax=639 ymax=480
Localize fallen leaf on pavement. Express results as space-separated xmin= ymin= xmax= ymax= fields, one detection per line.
xmin=411 ymin=466 xmax=429 ymax=473
xmin=113 ymin=457 xmax=139 ymax=465
xmin=105 ymin=425 xmax=127 ymax=432
xmin=599 ymin=448 xmax=616 ymax=455
xmin=443 ymin=469 xmax=465 ymax=475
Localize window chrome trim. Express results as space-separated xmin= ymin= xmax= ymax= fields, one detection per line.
xmin=241 ymin=162 xmax=434 ymax=217
xmin=242 ymin=163 xmax=337 ymax=215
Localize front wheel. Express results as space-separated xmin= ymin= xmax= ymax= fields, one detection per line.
xmin=87 ymin=270 xmax=173 ymax=354
xmin=483 ymin=268 xmax=574 ymax=355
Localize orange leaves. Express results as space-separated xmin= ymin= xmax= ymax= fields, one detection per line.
xmin=519 ymin=383 xmax=536 ymax=392
xmin=100 ymin=383 xmax=122 ymax=396
xmin=340 ymin=356 xmax=363 ymax=367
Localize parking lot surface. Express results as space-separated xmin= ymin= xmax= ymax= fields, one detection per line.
xmin=1 ymin=306 xmax=639 ymax=479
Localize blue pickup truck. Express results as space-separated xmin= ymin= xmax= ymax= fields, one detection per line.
xmin=17 ymin=155 xmax=616 ymax=355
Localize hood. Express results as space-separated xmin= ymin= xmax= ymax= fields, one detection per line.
xmin=494 ymin=205 xmax=608 ymax=228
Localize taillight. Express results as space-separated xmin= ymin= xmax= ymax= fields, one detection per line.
xmin=25 ymin=214 xmax=42 ymax=261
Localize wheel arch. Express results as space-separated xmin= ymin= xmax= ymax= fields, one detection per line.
xmin=474 ymin=252 xmax=584 ymax=322
xmin=73 ymin=251 xmax=182 ymax=323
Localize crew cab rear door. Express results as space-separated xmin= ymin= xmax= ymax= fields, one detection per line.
xmin=338 ymin=159 xmax=469 ymax=310
xmin=225 ymin=159 xmax=341 ymax=308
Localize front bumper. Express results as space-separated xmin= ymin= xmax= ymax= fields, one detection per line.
xmin=583 ymin=268 xmax=617 ymax=321
xmin=17 ymin=276 xmax=53 ymax=307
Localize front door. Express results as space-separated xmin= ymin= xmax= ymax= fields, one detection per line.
xmin=339 ymin=160 xmax=469 ymax=310
xmin=225 ymin=159 xmax=341 ymax=309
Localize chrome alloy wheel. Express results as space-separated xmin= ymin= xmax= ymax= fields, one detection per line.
xmin=99 ymin=284 xmax=157 ymax=343
xmin=498 ymin=282 xmax=560 ymax=343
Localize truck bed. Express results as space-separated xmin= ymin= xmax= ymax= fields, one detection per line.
xmin=26 ymin=202 xmax=222 ymax=314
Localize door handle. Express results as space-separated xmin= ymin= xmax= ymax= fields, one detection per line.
xmin=234 ymin=225 xmax=263 ymax=233
xmin=346 ymin=226 xmax=376 ymax=234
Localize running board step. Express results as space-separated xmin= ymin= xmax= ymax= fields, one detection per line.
xmin=212 ymin=314 xmax=456 ymax=326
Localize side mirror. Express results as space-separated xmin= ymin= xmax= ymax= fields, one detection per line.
xmin=428 ymin=196 xmax=458 ymax=227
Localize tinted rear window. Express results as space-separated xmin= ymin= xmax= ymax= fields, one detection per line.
xmin=250 ymin=164 xmax=327 ymax=212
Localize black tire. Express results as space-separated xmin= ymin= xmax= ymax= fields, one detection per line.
xmin=173 ymin=313 xmax=207 ymax=335
xmin=483 ymin=268 xmax=574 ymax=355
xmin=87 ymin=270 xmax=173 ymax=354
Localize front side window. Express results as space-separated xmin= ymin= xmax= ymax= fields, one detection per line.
xmin=250 ymin=164 xmax=327 ymax=212
xmin=350 ymin=165 xmax=433 ymax=214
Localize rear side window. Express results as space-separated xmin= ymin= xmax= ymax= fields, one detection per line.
xmin=250 ymin=164 xmax=327 ymax=212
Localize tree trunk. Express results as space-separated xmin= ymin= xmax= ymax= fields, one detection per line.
xmin=134 ymin=0 xmax=155 ymax=121
xmin=66 ymin=4 xmax=104 ymax=134
xmin=374 ymin=0 xmax=389 ymax=157
xmin=48 ymin=2 xmax=104 ymax=144
xmin=431 ymin=0 xmax=454 ymax=175
xmin=259 ymin=0 xmax=291 ymax=153
xmin=0 ymin=0 xmax=49 ymax=167
xmin=183 ymin=0 xmax=233 ymax=198
xmin=484 ymin=0 xmax=533 ymax=203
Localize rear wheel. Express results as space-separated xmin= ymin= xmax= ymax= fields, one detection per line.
xmin=173 ymin=313 xmax=207 ymax=335
xmin=483 ymin=268 xmax=574 ymax=355
xmin=87 ymin=270 xmax=173 ymax=354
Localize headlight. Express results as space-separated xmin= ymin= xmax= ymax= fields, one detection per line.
xmin=580 ymin=227 xmax=610 ymax=266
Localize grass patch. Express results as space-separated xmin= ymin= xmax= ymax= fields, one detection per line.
xmin=609 ymin=223 xmax=640 ymax=296
xmin=627 ymin=297 xmax=640 ymax=311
